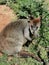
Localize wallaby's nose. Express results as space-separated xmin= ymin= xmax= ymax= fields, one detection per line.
xmin=33 ymin=31 xmax=35 ymax=34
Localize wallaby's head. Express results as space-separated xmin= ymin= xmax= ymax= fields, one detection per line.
xmin=28 ymin=15 xmax=41 ymax=37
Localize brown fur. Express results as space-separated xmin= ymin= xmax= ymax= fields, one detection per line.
xmin=0 ymin=17 xmax=41 ymax=62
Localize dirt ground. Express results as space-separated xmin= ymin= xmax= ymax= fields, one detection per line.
xmin=0 ymin=5 xmax=17 ymax=32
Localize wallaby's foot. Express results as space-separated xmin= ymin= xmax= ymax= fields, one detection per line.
xmin=18 ymin=50 xmax=42 ymax=62
xmin=0 ymin=52 xmax=3 ymax=57
xmin=7 ymin=55 xmax=13 ymax=61
xmin=7 ymin=55 xmax=18 ymax=65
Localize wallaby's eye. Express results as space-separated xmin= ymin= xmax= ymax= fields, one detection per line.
xmin=31 ymin=25 xmax=33 ymax=29
xmin=36 ymin=26 xmax=38 ymax=29
xmin=28 ymin=21 xmax=30 ymax=23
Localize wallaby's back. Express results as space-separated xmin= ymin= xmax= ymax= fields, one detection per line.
xmin=0 ymin=19 xmax=28 ymax=55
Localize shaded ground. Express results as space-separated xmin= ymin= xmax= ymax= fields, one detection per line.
xmin=0 ymin=5 xmax=17 ymax=32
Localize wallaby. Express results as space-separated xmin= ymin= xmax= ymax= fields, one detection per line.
xmin=0 ymin=16 xmax=41 ymax=62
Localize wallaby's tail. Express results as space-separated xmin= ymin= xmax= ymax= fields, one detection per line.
xmin=18 ymin=51 xmax=42 ymax=62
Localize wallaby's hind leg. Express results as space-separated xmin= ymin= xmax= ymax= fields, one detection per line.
xmin=18 ymin=50 xmax=42 ymax=62
xmin=0 ymin=52 xmax=3 ymax=57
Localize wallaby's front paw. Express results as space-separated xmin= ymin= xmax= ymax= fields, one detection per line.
xmin=28 ymin=37 xmax=32 ymax=41
xmin=0 ymin=52 xmax=3 ymax=57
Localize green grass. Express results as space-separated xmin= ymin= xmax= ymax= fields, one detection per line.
xmin=0 ymin=0 xmax=49 ymax=65
xmin=0 ymin=54 xmax=43 ymax=65
xmin=0 ymin=43 xmax=49 ymax=65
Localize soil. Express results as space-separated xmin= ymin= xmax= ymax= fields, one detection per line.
xmin=0 ymin=5 xmax=17 ymax=32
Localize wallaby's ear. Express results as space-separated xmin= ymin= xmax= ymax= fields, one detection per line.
xmin=27 ymin=15 xmax=34 ymax=23
xmin=33 ymin=17 xmax=40 ymax=23
xmin=28 ymin=15 xmax=34 ymax=20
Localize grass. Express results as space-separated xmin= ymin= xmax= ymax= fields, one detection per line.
xmin=0 ymin=0 xmax=49 ymax=65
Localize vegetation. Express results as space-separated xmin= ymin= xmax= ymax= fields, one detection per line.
xmin=0 ymin=0 xmax=49 ymax=65
xmin=0 ymin=0 xmax=6 ymax=4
